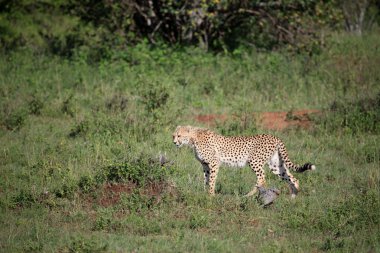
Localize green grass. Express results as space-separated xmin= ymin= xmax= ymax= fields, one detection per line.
xmin=0 ymin=33 xmax=379 ymax=252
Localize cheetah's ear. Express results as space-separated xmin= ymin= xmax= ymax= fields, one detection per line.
xmin=182 ymin=125 xmax=193 ymax=133
xmin=175 ymin=125 xmax=185 ymax=133
xmin=187 ymin=129 xmax=197 ymax=145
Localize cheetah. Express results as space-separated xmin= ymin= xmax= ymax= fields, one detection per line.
xmin=172 ymin=125 xmax=315 ymax=197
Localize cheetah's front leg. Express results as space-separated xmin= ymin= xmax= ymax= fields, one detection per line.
xmin=245 ymin=159 xmax=266 ymax=197
xmin=207 ymin=160 xmax=220 ymax=196
xmin=202 ymin=162 xmax=210 ymax=190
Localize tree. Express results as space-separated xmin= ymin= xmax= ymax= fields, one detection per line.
xmin=341 ymin=0 xmax=369 ymax=35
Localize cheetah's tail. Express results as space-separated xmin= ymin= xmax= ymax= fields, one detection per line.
xmin=278 ymin=141 xmax=316 ymax=173
xmin=295 ymin=163 xmax=316 ymax=173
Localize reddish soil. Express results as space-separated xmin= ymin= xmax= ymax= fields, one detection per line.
xmin=194 ymin=109 xmax=320 ymax=131
xmin=97 ymin=181 xmax=174 ymax=207
xmin=259 ymin=109 xmax=320 ymax=130
xmin=99 ymin=183 xmax=136 ymax=207
xmin=195 ymin=114 xmax=229 ymax=124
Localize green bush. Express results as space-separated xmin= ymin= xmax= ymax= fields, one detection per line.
xmin=188 ymin=212 xmax=209 ymax=230
xmin=120 ymin=191 xmax=156 ymax=213
xmin=3 ymin=108 xmax=28 ymax=131
xmin=92 ymin=208 xmax=113 ymax=231
xmin=61 ymin=94 xmax=75 ymax=117
xmin=317 ymin=93 xmax=380 ymax=134
xmin=96 ymin=157 xmax=172 ymax=186
xmin=28 ymin=96 xmax=44 ymax=115
xmin=66 ymin=236 xmax=108 ymax=253
xmin=23 ymin=239 xmax=43 ymax=252
xmin=78 ymin=175 xmax=96 ymax=194
xmin=12 ymin=189 xmax=36 ymax=208
xmin=138 ymin=81 xmax=170 ymax=114
xmin=0 ymin=0 xmax=352 ymax=56
xmin=54 ymin=182 xmax=78 ymax=199
xmin=68 ymin=120 xmax=90 ymax=138
xmin=121 ymin=214 xmax=162 ymax=236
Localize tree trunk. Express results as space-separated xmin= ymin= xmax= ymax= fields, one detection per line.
xmin=342 ymin=0 xmax=369 ymax=36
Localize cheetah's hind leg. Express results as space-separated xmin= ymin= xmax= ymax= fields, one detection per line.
xmin=268 ymin=150 xmax=299 ymax=197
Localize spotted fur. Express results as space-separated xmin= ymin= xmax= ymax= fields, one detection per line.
xmin=172 ymin=125 xmax=316 ymax=197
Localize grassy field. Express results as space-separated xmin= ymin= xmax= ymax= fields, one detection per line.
xmin=0 ymin=33 xmax=379 ymax=252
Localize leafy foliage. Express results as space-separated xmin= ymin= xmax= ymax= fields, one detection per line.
xmin=317 ymin=93 xmax=380 ymax=134
xmin=96 ymin=157 xmax=172 ymax=186
xmin=2 ymin=108 xmax=28 ymax=131
xmin=65 ymin=236 xmax=108 ymax=253
xmin=1 ymin=0 xmax=369 ymax=56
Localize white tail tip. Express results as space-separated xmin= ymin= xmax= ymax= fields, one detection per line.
xmin=311 ymin=165 xmax=316 ymax=170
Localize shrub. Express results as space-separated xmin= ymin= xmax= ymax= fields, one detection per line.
xmin=66 ymin=236 xmax=108 ymax=253
xmin=120 ymin=191 xmax=156 ymax=213
xmin=23 ymin=240 xmax=44 ymax=252
xmin=61 ymin=94 xmax=75 ymax=117
xmin=54 ymin=182 xmax=78 ymax=199
xmin=105 ymin=94 xmax=128 ymax=112
xmin=96 ymin=157 xmax=172 ymax=187
xmin=12 ymin=189 xmax=36 ymax=208
xmin=92 ymin=208 xmax=113 ymax=231
xmin=189 ymin=212 xmax=209 ymax=230
xmin=3 ymin=109 xmax=28 ymax=131
xmin=121 ymin=214 xmax=162 ymax=236
xmin=317 ymin=93 xmax=380 ymax=134
xmin=78 ymin=175 xmax=96 ymax=193
xmin=28 ymin=96 xmax=44 ymax=115
xmin=68 ymin=120 xmax=90 ymax=138
xmin=139 ymin=82 xmax=170 ymax=114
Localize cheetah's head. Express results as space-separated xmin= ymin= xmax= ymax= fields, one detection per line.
xmin=172 ymin=125 xmax=196 ymax=147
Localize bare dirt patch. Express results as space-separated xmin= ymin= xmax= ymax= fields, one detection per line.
xmin=96 ymin=181 xmax=176 ymax=207
xmin=260 ymin=109 xmax=320 ymax=130
xmin=98 ymin=183 xmax=136 ymax=207
xmin=194 ymin=109 xmax=320 ymax=131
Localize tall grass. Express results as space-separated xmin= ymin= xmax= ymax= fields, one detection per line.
xmin=0 ymin=33 xmax=379 ymax=252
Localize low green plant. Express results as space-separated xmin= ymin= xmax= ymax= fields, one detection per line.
xmin=78 ymin=175 xmax=96 ymax=193
xmin=28 ymin=96 xmax=44 ymax=115
xmin=121 ymin=213 xmax=162 ymax=236
xmin=23 ymin=239 xmax=44 ymax=252
xmin=11 ymin=190 xmax=36 ymax=208
xmin=317 ymin=93 xmax=380 ymax=134
xmin=62 ymin=94 xmax=75 ymax=117
xmin=96 ymin=157 xmax=172 ymax=186
xmin=284 ymin=187 xmax=380 ymax=237
xmin=68 ymin=120 xmax=90 ymax=138
xmin=54 ymin=182 xmax=78 ymax=199
xmin=92 ymin=208 xmax=114 ymax=231
xmin=120 ymin=191 xmax=156 ymax=213
xmin=318 ymin=189 xmax=380 ymax=234
xmin=188 ymin=212 xmax=209 ymax=230
xmin=65 ymin=236 xmax=108 ymax=253
xmin=105 ymin=94 xmax=128 ymax=112
xmin=3 ymin=109 xmax=28 ymax=131
xmin=139 ymin=81 xmax=170 ymax=114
